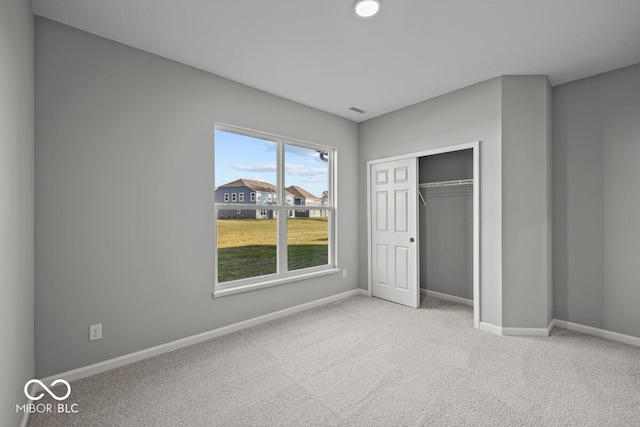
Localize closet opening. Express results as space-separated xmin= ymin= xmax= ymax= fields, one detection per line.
xmin=419 ymin=149 xmax=474 ymax=315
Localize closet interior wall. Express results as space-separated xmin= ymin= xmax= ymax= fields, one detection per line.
xmin=419 ymin=149 xmax=473 ymax=301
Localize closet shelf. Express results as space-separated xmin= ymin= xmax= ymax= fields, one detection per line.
xmin=419 ymin=179 xmax=473 ymax=188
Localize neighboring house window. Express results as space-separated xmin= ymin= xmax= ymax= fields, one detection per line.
xmin=237 ymin=209 xmax=241 ymax=214
xmin=224 ymin=193 xmax=229 ymax=202
xmin=214 ymin=125 xmax=335 ymax=296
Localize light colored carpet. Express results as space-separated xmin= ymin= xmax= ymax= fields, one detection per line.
xmin=29 ymin=295 xmax=640 ymax=426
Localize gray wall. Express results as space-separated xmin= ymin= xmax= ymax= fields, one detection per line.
xmin=553 ymin=63 xmax=640 ymax=338
xmin=419 ymin=149 xmax=473 ymax=182
xmin=501 ymin=76 xmax=553 ymax=328
xmin=0 ymin=0 xmax=35 ymax=424
xmin=35 ymin=18 xmax=359 ymax=378
xmin=419 ymin=151 xmax=473 ymax=299
xmin=359 ymin=78 xmax=504 ymax=327
xmin=420 ymin=186 xmax=473 ymax=299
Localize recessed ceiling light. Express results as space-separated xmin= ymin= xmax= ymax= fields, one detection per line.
xmin=354 ymin=0 xmax=380 ymax=18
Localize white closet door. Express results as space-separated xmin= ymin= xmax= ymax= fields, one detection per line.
xmin=370 ymin=158 xmax=419 ymax=308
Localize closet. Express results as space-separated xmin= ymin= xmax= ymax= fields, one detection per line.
xmin=368 ymin=142 xmax=479 ymax=325
xmin=418 ymin=149 xmax=473 ymax=305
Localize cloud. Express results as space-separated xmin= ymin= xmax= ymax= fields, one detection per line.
xmin=286 ymin=145 xmax=320 ymax=158
xmin=232 ymin=163 xmax=276 ymax=172
xmin=285 ymin=164 xmax=327 ymax=176
xmin=262 ymin=141 xmax=278 ymax=152
xmin=308 ymin=158 xmax=328 ymax=165
xmin=233 ymin=163 xmax=326 ymax=176
xmin=300 ymin=176 xmax=328 ymax=184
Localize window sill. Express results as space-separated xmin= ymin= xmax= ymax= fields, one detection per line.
xmin=213 ymin=268 xmax=341 ymax=298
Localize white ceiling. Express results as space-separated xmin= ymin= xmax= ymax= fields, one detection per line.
xmin=31 ymin=0 xmax=640 ymax=122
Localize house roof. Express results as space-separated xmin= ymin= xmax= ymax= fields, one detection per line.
xmin=218 ymin=179 xmax=294 ymax=196
xmin=286 ymin=185 xmax=321 ymax=201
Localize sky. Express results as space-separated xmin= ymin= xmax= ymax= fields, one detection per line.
xmin=214 ymin=130 xmax=329 ymax=198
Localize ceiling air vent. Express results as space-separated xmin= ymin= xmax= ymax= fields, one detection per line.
xmin=349 ymin=107 xmax=366 ymax=114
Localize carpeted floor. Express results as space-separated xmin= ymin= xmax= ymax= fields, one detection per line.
xmin=28 ymin=295 xmax=640 ymax=426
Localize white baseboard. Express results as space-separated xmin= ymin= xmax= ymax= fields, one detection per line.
xmin=479 ymin=322 xmax=502 ymax=335
xmin=480 ymin=319 xmax=553 ymax=337
xmin=552 ymin=319 xmax=640 ymax=348
xmin=40 ymin=288 xmax=367 ymax=385
xmin=480 ymin=318 xmax=640 ymax=346
xmin=422 ymin=289 xmax=473 ymax=307
xmin=502 ymin=326 xmax=551 ymax=337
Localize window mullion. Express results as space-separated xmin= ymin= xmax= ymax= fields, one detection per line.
xmin=214 ymin=202 xmax=219 ymax=285
xmin=329 ymin=150 xmax=336 ymax=268
xmin=277 ymin=140 xmax=287 ymax=276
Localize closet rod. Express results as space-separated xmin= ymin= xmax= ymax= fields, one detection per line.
xmin=419 ymin=178 xmax=473 ymax=188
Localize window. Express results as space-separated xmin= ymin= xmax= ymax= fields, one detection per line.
xmin=214 ymin=125 xmax=335 ymax=296
xmin=224 ymin=193 xmax=229 ymax=202
xmin=231 ymin=193 xmax=237 ymax=202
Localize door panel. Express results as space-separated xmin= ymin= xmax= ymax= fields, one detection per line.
xmin=376 ymin=244 xmax=389 ymax=285
xmin=376 ymin=192 xmax=388 ymax=231
xmin=395 ymin=166 xmax=408 ymax=183
xmin=395 ymin=246 xmax=409 ymax=290
xmin=370 ymin=158 xmax=419 ymax=308
xmin=395 ymin=190 xmax=408 ymax=232
xmin=376 ymin=169 xmax=389 ymax=184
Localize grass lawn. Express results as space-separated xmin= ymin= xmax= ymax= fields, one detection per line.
xmin=217 ymin=217 xmax=328 ymax=283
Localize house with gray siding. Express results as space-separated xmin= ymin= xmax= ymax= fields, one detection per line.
xmin=215 ymin=179 xmax=295 ymax=219
xmin=286 ymin=185 xmax=324 ymax=217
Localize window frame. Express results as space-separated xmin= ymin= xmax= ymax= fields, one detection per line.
xmin=214 ymin=124 xmax=338 ymax=297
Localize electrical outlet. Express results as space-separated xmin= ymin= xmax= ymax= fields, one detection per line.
xmin=89 ymin=324 xmax=102 ymax=341
xmin=342 ymin=269 xmax=347 ymax=278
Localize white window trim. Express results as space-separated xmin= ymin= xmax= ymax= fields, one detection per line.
xmin=214 ymin=268 xmax=341 ymax=297
xmin=239 ymin=193 xmax=244 ymax=202
xmin=214 ymin=123 xmax=337 ymax=297
xmin=224 ymin=193 xmax=229 ymax=202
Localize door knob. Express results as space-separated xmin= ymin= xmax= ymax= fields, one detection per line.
xmin=410 ymin=237 xmax=415 ymax=242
